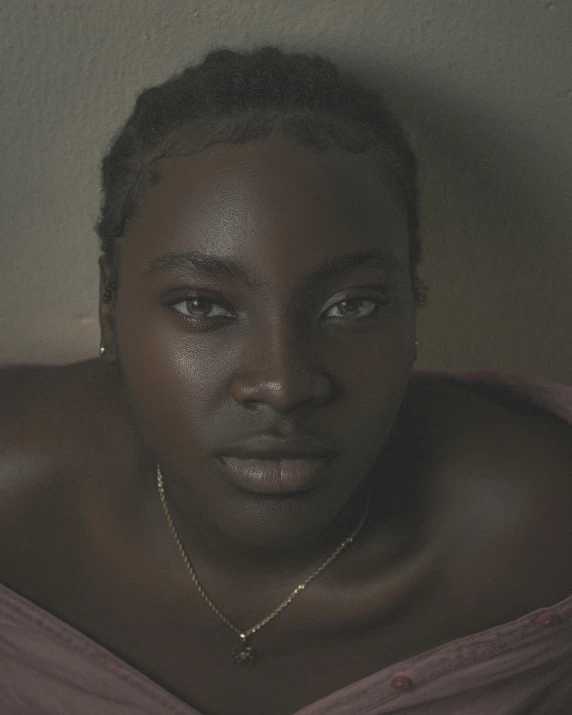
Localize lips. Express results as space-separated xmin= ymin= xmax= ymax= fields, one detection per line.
xmin=214 ymin=433 xmax=338 ymax=494
xmin=216 ymin=456 xmax=333 ymax=495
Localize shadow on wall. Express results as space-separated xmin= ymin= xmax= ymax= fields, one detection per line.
xmin=360 ymin=59 xmax=571 ymax=251
xmin=2 ymin=47 xmax=571 ymax=381
xmin=347 ymin=56 xmax=571 ymax=382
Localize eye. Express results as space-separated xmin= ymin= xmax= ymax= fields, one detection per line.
xmin=168 ymin=293 xmax=391 ymax=324
xmin=170 ymin=296 xmax=232 ymax=321
xmin=322 ymin=297 xmax=390 ymax=321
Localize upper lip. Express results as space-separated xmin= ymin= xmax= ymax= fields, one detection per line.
xmin=216 ymin=435 xmax=337 ymax=461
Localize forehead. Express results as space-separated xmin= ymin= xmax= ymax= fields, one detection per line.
xmin=123 ymin=137 xmax=409 ymax=272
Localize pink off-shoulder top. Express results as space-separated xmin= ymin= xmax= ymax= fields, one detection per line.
xmin=1 ymin=369 xmax=571 ymax=714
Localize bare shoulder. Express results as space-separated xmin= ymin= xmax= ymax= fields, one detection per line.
xmin=0 ymin=359 xmax=113 ymax=480
xmin=431 ymin=371 xmax=572 ymax=524
xmin=0 ymin=360 xmax=132 ymax=587
xmin=415 ymin=372 xmax=572 ymax=613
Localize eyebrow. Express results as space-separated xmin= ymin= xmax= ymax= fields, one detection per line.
xmin=144 ymin=248 xmax=405 ymax=290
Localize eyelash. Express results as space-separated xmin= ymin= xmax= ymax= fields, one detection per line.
xmin=167 ymin=293 xmax=391 ymax=324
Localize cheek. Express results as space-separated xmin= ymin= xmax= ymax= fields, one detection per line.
xmin=114 ymin=296 xmax=224 ymax=447
xmin=343 ymin=363 xmax=411 ymax=453
xmin=329 ymin=320 xmax=413 ymax=441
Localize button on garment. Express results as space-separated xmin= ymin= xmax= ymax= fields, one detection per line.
xmin=1 ymin=369 xmax=572 ymax=713
xmin=1 ymin=549 xmax=571 ymax=715
xmin=389 ymin=673 xmax=414 ymax=691
xmin=536 ymin=611 xmax=562 ymax=627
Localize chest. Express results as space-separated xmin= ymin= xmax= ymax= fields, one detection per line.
xmin=44 ymin=575 xmax=449 ymax=715
xmin=30 ymin=533 xmax=572 ymax=715
xmin=4 ymin=373 xmax=572 ymax=714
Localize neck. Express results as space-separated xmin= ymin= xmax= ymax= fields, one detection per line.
xmin=162 ymin=475 xmax=370 ymax=580
xmin=145 ymin=421 xmax=425 ymax=596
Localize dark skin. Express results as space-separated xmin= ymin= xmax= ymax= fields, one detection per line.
xmin=1 ymin=135 xmax=572 ymax=715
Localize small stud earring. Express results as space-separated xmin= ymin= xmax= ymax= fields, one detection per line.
xmin=99 ymin=344 xmax=106 ymax=356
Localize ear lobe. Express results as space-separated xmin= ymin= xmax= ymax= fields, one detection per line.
xmin=102 ymin=281 xmax=116 ymax=303
xmin=98 ymin=255 xmax=118 ymax=363
xmin=98 ymin=255 xmax=118 ymax=302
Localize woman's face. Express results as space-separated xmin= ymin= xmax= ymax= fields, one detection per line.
xmin=101 ymin=135 xmax=417 ymax=549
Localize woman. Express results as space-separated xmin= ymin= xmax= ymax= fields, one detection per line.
xmin=0 ymin=47 xmax=571 ymax=715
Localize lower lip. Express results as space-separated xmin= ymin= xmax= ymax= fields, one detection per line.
xmin=216 ymin=456 xmax=332 ymax=495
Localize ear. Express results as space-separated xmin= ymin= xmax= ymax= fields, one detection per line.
xmin=98 ymin=254 xmax=118 ymax=363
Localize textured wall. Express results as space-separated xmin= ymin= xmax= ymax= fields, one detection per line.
xmin=1 ymin=0 xmax=571 ymax=382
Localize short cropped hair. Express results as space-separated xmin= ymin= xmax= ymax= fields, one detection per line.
xmin=96 ymin=46 xmax=429 ymax=308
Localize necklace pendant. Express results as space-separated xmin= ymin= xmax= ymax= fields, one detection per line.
xmin=232 ymin=637 xmax=257 ymax=665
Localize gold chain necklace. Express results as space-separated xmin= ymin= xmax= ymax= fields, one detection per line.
xmin=156 ymin=464 xmax=371 ymax=665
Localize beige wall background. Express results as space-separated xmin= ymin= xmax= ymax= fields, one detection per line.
xmin=1 ymin=0 xmax=571 ymax=382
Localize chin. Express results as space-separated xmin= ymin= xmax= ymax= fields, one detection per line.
xmin=203 ymin=464 xmax=373 ymax=556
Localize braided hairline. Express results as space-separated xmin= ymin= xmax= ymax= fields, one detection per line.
xmin=96 ymin=47 xmax=428 ymax=307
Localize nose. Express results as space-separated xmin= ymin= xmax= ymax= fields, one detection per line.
xmin=230 ymin=323 xmax=333 ymax=413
